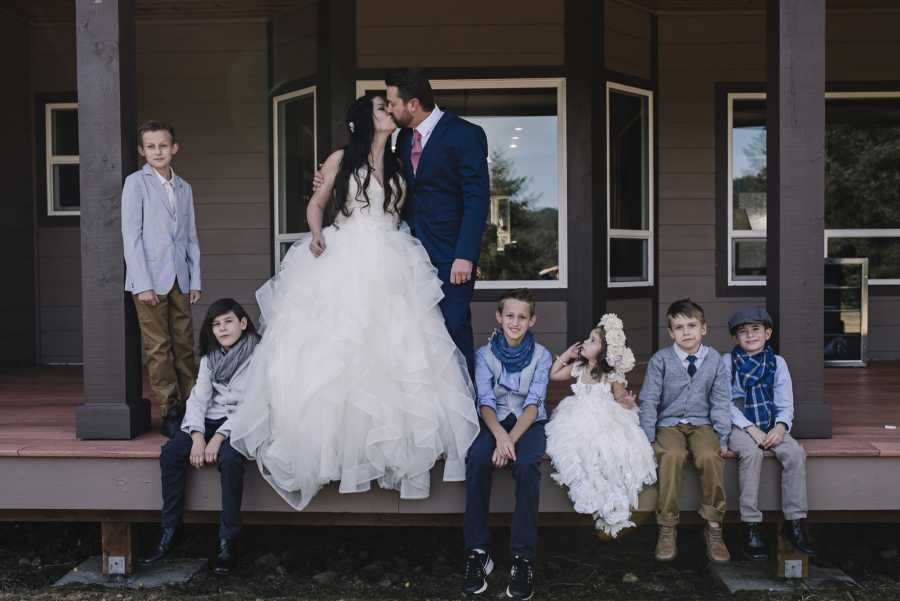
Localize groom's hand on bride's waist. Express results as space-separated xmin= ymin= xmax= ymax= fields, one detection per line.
xmin=450 ymin=258 xmax=474 ymax=285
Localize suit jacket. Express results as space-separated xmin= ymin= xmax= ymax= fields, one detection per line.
xmin=397 ymin=111 xmax=490 ymax=266
xmin=122 ymin=163 xmax=202 ymax=295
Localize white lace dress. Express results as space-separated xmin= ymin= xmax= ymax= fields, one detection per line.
xmin=227 ymin=171 xmax=480 ymax=510
xmin=545 ymin=364 xmax=657 ymax=536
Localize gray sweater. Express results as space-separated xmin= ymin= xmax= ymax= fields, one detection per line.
xmin=638 ymin=345 xmax=732 ymax=445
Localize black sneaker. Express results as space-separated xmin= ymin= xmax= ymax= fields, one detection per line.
xmin=462 ymin=548 xmax=493 ymax=595
xmin=506 ymin=555 xmax=534 ymax=600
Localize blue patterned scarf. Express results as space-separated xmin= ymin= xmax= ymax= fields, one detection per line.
xmin=489 ymin=328 xmax=535 ymax=373
xmin=731 ymin=344 xmax=777 ymax=430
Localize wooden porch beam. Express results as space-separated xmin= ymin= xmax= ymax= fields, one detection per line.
xmin=765 ymin=0 xmax=829 ymax=437
xmin=74 ymin=0 xmax=149 ymax=440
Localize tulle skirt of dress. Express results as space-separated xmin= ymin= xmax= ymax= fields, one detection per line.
xmin=545 ymin=392 xmax=657 ymax=537
xmin=227 ymin=218 xmax=480 ymax=511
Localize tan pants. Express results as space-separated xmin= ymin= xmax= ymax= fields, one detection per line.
xmin=132 ymin=283 xmax=197 ymax=416
xmin=655 ymin=424 xmax=726 ymax=525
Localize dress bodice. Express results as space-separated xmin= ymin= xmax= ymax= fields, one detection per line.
xmin=570 ymin=363 xmax=613 ymax=398
xmin=333 ymin=169 xmax=405 ymax=230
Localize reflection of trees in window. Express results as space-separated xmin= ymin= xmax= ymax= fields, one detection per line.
xmin=479 ymin=150 xmax=559 ymax=281
xmin=825 ymin=122 xmax=900 ymax=229
xmin=733 ymin=129 xmax=767 ymax=231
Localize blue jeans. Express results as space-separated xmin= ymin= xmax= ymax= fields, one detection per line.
xmin=464 ymin=415 xmax=546 ymax=559
xmin=159 ymin=418 xmax=245 ymax=540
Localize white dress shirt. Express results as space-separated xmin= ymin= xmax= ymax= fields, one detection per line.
xmin=414 ymin=105 xmax=444 ymax=150
xmin=155 ymin=166 xmax=177 ymax=212
xmin=672 ymin=343 xmax=709 ymax=370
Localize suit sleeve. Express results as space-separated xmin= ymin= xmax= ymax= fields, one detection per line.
xmin=710 ymin=355 xmax=734 ymax=446
xmin=453 ymin=125 xmax=490 ymax=264
xmin=186 ymin=183 xmax=202 ymax=290
xmin=121 ymin=175 xmax=154 ymax=294
xmin=638 ymin=353 xmax=664 ymax=442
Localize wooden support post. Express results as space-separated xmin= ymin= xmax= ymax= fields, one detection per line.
xmin=765 ymin=0 xmax=829 ymax=438
xmin=776 ymin=527 xmax=810 ymax=578
xmin=101 ymin=522 xmax=135 ymax=576
xmin=565 ymin=0 xmax=605 ymax=340
xmin=73 ymin=0 xmax=149 ymax=439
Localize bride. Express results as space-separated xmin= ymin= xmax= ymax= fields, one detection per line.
xmin=228 ymin=95 xmax=480 ymax=510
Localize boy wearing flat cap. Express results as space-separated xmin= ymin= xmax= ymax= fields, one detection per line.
xmin=722 ymin=307 xmax=816 ymax=560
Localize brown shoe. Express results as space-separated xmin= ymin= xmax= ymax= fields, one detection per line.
xmin=655 ymin=525 xmax=677 ymax=561
xmin=704 ymin=522 xmax=731 ymax=563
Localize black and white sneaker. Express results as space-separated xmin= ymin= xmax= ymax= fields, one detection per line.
xmin=506 ymin=555 xmax=534 ymax=600
xmin=462 ymin=548 xmax=494 ymax=594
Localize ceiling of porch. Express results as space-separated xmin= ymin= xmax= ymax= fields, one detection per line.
xmin=6 ymin=0 xmax=313 ymax=23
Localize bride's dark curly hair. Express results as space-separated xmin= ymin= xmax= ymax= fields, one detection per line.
xmin=576 ymin=326 xmax=615 ymax=382
xmin=329 ymin=95 xmax=404 ymax=222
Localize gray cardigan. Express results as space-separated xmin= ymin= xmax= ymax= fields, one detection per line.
xmin=638 ymin=345 xmax=732 ymax=445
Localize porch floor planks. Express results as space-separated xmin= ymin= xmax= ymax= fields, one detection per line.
xmin=0 ymin=362 xmax=898 ymax=459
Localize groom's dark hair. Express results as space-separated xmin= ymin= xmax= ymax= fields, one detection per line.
xmin=385 ymin=68 xmax=436 ymax=111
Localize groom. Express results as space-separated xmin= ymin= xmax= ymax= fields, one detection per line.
xmin=384 ymin=69 xmax=490 ymax=376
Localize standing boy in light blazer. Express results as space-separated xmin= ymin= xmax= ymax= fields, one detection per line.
xmin=122 ymin=121 xmax=202 ymax=438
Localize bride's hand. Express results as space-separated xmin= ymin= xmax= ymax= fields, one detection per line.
xmin=309 ymin=234 xmax=326 ymax=257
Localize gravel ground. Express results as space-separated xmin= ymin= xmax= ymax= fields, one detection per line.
xmin=1 ymin=521 xmax=899 ymax=600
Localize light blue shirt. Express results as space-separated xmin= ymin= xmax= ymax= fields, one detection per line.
xmin=721 ymin=352 xmax=795 ymax=432
xmin=474 ymin=345 xmax=552 ymax=422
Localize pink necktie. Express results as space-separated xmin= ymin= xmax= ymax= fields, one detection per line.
xmin=411 ymin=129 xmax=423 ymax=174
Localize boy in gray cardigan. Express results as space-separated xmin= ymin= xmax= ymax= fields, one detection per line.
xmin=639 ymin=299 xmax=732 ymax=563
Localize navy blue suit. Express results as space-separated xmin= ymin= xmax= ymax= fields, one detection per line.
xmin=397 ymin=111 xmax=490 ymax=375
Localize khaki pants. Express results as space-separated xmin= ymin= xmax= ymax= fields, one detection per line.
xmin=655 ymin=424 xmax=726 ymax=525
xmin=132 ymin=283 xmax=197 ymax=416
xmin=728 ymin=426 xmax=808 ymax=522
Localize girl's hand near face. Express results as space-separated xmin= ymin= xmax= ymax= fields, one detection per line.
xmin=561 ymin=342 xmax=582 ymax=364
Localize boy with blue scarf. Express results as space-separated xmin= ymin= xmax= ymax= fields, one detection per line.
xmin=724 ymin=307 xmax=815 ymax=560
xmin=463 ymin=288 xmax=552 ymax=601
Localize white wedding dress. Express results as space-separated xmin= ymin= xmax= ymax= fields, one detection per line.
xmin=228 ymin=170 xmax=480 ymax=510
xmin=545 ymin=365 xmax=657 ymax=536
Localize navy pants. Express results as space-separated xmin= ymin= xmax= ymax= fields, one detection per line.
xmin=464 ymin=415 xmax=546 ymax=560
xmin=159 ymin=418 xmax=245 ymax=540
xmin=436 ymin=262 xmax=476 ymax=379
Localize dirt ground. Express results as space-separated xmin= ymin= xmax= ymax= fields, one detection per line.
xmin=1 ymin=521 xmax=899 ymax=601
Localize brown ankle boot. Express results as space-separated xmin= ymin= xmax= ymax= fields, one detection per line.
xmin=655 ymin=524 xmax=677 ymax=561
xmin=704 ymin=522 xmax=731 ymax=563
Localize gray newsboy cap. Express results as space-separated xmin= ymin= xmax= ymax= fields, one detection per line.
xmin=728 ymin=307 xmax=773 ymax=334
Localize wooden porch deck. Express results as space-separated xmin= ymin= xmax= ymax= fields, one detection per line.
xmin=1 ymin=362 xmax=899 ymax=521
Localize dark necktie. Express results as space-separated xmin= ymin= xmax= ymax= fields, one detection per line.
xmin=687 ymin=354 xmax=698 ymax=377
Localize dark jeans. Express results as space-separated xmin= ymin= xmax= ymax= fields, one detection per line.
xmin=159 ymin=418 xmax=245 ymax=540
xmin=464 ymin=415 xmax=546 ymax=560
xmin=436 ymin=262 xmax=476 ymax=379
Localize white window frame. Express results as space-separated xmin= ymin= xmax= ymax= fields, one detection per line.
xmin=45 ymin=102 xmax=80 ymax=217
xmin=272 ymin=85 xmax=317 ymax=271
xmin=606 ymin=82 xmax=654 ymax=288
xmin=727 ymin=90 xmax=900 ymax=286
xmin=726 ymin=91 xmax=767 ymax=287
xmin=356 ymin=78 xmax=568 ymax=290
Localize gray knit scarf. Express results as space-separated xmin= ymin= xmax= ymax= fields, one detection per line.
xmin=208 ymin=332 xmax=260 ymax=384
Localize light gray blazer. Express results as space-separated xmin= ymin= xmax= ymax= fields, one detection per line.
xmin=122 ymin=163 xmax=201 ymax=295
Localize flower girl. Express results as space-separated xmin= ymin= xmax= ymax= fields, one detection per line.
xmin=545 ymin=314 xmax=657 ymax=537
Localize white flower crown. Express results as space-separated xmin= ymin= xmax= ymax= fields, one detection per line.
xmin=597 ymin=313 xmax=635 ymax=376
